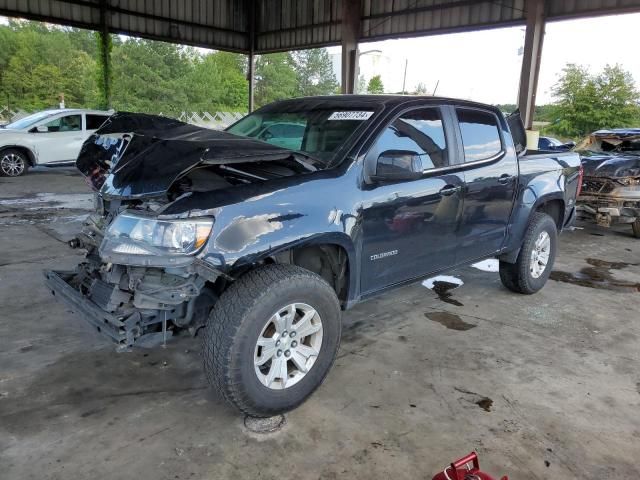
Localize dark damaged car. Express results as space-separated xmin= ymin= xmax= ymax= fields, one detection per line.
xmin=576 ymin=128 xmax=640 ymax=238
xmin=45 ymin=96 xmax=581 ymax=416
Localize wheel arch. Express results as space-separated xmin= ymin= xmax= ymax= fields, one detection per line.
xmin=500 ymin=192 xmax=565 ymax=264
xmin=0 ymin=145 xmax=37 ymax=166
xmin=228 ymin=233 xmax=357 ymax=309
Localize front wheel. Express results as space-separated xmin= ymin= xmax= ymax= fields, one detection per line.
xmin=499 ymin=212 xmax=558 ymax=294
xmin=632 ymin=219 xmax=640 ymax=239
xmin=202 ymin=264 xmax=341 ymax=417
xmin=0 ymin=149 xmax=29 ymax=177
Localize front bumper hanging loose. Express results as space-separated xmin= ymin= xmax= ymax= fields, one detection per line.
xmin=44 ymin=270 xmax=137 ymax=349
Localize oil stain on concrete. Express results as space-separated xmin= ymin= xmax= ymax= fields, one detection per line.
xmin=550 ymin=257 xmax=640 ymax=292
xmin=425 ymin=311 xmax=476 ymax=331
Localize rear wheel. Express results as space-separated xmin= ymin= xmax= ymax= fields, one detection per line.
xmin=632 ymin=220 xmax=640 ymax=239
xmin=499 ymin=212 xmax=557 ymax=294
xmin=0 ymin=149 xmax=29 ymax=177
xmin=202 ymin=264 xmax=341 ymax=416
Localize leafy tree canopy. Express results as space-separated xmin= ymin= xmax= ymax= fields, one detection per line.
xmin=367 ymin=75 xmax=384 ymax=94
xmin=545 ymin=63 xmax=640 ymax=138
xmin=0 ymin=20 xmax=339 ymax=115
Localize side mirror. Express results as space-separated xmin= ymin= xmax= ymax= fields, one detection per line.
xmin=372 ymin=150 xmax=424 ymax=182
xmin=36 ymin=125 xmax=49 ymax=133
xmin=565 ymin=141 xmax=576 ymax=149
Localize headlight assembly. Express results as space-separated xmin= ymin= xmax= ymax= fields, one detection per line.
xmin=100 ymin=212 xmax=213 ymax=257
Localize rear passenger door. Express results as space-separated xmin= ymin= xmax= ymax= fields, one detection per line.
xmin=360 ymin=106 xmax=465 ymax=293
xmin=453 ymin=107 xmax=518 ymax=262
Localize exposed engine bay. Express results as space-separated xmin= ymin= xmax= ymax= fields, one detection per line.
xmin=576 ymin=129 xmax=640 ymax=237
xmin=45 ymin=113 xmax=321 ymax=349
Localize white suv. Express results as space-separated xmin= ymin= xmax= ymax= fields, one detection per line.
xmin=0 ymin=109 xmax=112 ymax=177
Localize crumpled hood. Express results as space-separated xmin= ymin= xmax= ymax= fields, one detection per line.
xmin=580 ymin=152 xmax=640 ymax=178
xmin=76 ymin=112 xmax=303 ymax=199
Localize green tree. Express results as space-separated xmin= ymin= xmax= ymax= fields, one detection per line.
xmin=254 ymin=53 xmax=297 ymax=107
xmin=185 ymin=51 xmax=247 ymax=111
xmin=547 ymin=63 xmax=640 ymax=138
xmin=290 ymin=49 xmax=338 ymax=97
xmin=0 ymin=23 xmax=98 ymax=110
xmin=110 ymin=38 xmax=192 ymax=114
xmin=367 ymin=75 xmax=384 ymax=94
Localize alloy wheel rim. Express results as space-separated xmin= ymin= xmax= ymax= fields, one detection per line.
xmin=530 ymin=231 xmax=551 ymax=278
xmin=254 ymin=302 xmax=323 ymax=390
xmin=1 ymin=153 xmax=25 ymax=176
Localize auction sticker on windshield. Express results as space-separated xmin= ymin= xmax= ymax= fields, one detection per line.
xmin=328 ymin=111 xmax=374 ymax=121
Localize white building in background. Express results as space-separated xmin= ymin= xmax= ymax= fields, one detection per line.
xmin=328 ymin=49 xmax=409 ymax=93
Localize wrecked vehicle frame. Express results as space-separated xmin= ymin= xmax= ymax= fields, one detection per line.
xmin=576 ymin=128 xmax=640 ymax=238
xmin=44 ymin=96 xmax=581 ymax=416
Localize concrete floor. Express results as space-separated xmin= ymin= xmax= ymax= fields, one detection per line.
xmin=1 ymin=168 xmax=639 ymax=479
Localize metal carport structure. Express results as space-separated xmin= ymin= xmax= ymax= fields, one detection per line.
xmin=1 ymin=0 xmax=640 ymax=124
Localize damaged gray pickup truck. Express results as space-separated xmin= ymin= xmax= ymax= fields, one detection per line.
xmin=577 ymin=128 xmax=640 ymax=238
xmin=45 ymin=96 xmax=581 ymax=416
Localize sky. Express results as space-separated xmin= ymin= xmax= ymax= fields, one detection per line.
xmin=2 ymin=12 xmax=639 ymax=106
xmin=329 ymin=12 xmax=640 ymax=105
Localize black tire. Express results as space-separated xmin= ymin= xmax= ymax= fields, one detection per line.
xmin=0 ymin=148 xmax=29 ymax=177
xmin=202 ymin=264 xmax=341 ymax=417
xmin=632 ymin=220 xmax=640 ymax=239
xmin=499 ymin=212 xmax=558 ymax=294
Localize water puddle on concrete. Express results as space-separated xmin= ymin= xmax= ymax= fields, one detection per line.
xmin=471 ymin=259 xmax=499 ymax=272
xmin=425 ymin=311 xmax=476 ymax=331
xmin=0 ymin=193 xmax=93 ymax=210
xmin=422 ymin=275 xmax=464 ymax=306
xmin=550 ymin=257 xmax=640 ymax=292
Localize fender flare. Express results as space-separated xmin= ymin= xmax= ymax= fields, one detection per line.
xmin=500 ymin=192 xmax=565 ymax=264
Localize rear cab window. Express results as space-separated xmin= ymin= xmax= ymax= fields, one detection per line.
xmin=456 ymin=109 xmax=503 ymax=162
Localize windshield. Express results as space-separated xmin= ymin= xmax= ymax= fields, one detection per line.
xmin=226 ymin=106 xmax=375 ymax=164
xmin=5 ymin=111 xmax=56 ymax=130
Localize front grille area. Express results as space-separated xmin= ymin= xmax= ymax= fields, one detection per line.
xmin=89 ymin=278 xmax=131 ymax=312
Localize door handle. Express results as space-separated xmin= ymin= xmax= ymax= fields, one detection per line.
xmin=439 ymin=185 xmax=460 ymax=196
xmin=498 ymin=174 xmax=514 ymax=184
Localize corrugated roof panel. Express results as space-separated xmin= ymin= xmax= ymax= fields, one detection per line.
xmin=360 ymin=0 xmax=526 ymax=41
xmin=256 ymin=0 xmax=341 ymax=51
xmin=0 ymin=0 xmax=249 ymax=52
xmin=2 ymin=0 xmax=640 ymax=53
xmin=547 ymin=0 xmax=640 ymax=18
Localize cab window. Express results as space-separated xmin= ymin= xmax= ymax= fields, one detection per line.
xmin=369 ymin=108 xmax=448 ymax=170
xmin=42 ymin=114 xmax=82 ymax=133
xmin=456 ymin=109 xmax=503 ymax=162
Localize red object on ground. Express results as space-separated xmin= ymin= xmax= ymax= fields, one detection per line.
xmin=432 ymin=452 xmax=508 ymax=480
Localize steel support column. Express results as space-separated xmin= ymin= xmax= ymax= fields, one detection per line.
xmin=98 ymin=0 xmax=111 ymax=109
xmin=518 ymin=0 xmax=546 ymax=129
xmin=247 ymin=0 xmax=256 ymax=112
xmin=341 ymin=0 xmax=361 ymax=94
xmin=247 ymin=52 xmax=255 ymax=112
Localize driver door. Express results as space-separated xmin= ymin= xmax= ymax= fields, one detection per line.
xmin=360 ymin=107 xmax=465 ymax=294
xmin=32 ymin=113 xmax=84 ymax=165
